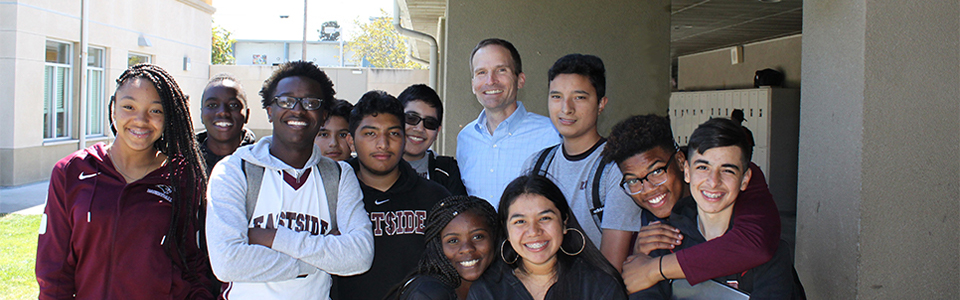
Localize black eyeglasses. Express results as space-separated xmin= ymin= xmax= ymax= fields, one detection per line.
xmin=621 ymin=152 xmax=676 ymax=196
xmin=404 ymin=112 xmax=440 ymax=130
xmin=273 ymin=96 xmax=323 ymax=111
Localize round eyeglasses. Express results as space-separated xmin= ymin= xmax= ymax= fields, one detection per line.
xmin=273 ymin=96 xmax=323 ymax=111
xmin=620 ymin=152 xmax=676 ymax=196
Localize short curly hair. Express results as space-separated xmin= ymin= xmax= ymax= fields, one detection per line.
xmin=258 ymin=61 xmax=336 ymax=110
xmin=602 ymin=114 xmax=677 ymax=165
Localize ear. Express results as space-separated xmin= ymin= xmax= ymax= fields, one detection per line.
xmin=243 ymin=108 xmax=250 ymax=124
xmin=739 ymin=166 xmax=752 ymax=191
xmin=675 ymin=150 xmax=687 ymax=167
xmin=683 ymin=159 xmax=691 ymax=184
xmin=516 ymin=72 xmax=526 ymax=89
xmin=265 ymin=106 xmax=273 ymax=123
xmin=346 ymin=132 xmax=355 ymax=150
xmin=598 ymin=96 xmax=609 ymax=114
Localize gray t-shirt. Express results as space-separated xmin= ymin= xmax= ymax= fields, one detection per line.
xmin=522 ymin=141 xmax=642 ymax=245
xmin=408 ymin=155 xmax=430 ymax=180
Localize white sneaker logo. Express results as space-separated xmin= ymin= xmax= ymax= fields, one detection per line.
xmin=374 ymin=199 xmax=390 ymax=205
xmin=78 ymin=172 xmax=99 ymax=180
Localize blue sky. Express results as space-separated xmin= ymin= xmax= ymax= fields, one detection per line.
xmin=212 ymin=0 xmax=393 ymax=41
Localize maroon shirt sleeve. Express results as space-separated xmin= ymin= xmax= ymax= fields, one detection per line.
xmin=675 ymin=163 xmax=781 ymax=284
xmin=36 ymin=159 xmax=77 ymax=299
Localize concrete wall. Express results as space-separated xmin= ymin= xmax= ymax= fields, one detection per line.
xmin=0 ymin=0 xmax=213 ymax=186
xmin=233 ymin=40 xmax=349 ymax=67
xmin=440 ymin=0 xmax=671 ymax=156
xmin=208 ymin=65 xmax=427 ymax=139
xmin=677 ymin=34 xmax=801 ymax=91
xmin=796 ymin=1 xmax=959 ymax=298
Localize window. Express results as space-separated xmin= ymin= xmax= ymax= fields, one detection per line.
xmin=44 ymin=40 xmax=72 ymax=140
xmin=128 ymin=52 xmax=151 ymax=68
xmin=86 ymin=47 xmax=106 ymax=136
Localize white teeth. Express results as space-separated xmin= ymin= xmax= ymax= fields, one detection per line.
xmin=214 ymin=121 xmax=233 ymax=127
xmin=459 ymin=259 xmax=479 ymax=267
xmin=483 ymin=90 xmax=503 ymax=95
xmin=525 ymin=242 xmax=546 ymax=249
xmin=287 ymin=120 xmax=307 ymax=126
xmin=703 ymin=191 xmax=722 ymax=198
xmin=648 ymin=193 xmax=665 ymax=204
xmin=130 ymin=129 xmax=149 ymax=135
xmin=409 ymin=136 xmax=424 ymax=142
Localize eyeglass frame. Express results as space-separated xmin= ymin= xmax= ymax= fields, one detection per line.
xmin=404 ymin=112 xmax=441 ymax=130
xmin=272 ymin=96 xmax=324 ymax=111
xmin=620 ymin=151 xmax=677 ymax=196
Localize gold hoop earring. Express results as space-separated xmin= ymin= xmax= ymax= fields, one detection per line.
xmin=560 ymin=228 xmax=585 ymax=256
xmin=501 ymin=240 xmax=518 ymax=264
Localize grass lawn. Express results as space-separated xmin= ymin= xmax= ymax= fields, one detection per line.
xmin=0 ymin=214 xmax=40 ymax=299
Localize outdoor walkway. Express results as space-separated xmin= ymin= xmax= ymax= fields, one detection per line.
xmin=0 ymin=181 xmax=48 ymax=215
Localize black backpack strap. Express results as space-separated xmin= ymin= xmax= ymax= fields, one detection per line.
xmin=316 ymin=157 xmax=341 ymax=233
xmin=590 ymin=160 xmax=606 ymax=224
xmin=242 ymin=159 xmax=265 ymax=221
xmin=532 ymin=144 xmax=560 ymax=175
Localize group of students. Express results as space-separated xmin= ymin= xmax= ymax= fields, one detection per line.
xmin=35 ymin=37 xmax=801 ymax=300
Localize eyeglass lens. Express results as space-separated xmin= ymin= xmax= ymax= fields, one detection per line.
xmin=405 ymin=113 xmax=440 ymax=130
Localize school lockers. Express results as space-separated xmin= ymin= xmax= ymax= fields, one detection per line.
xmin=668 ymin=87 xmax=800 ymax=213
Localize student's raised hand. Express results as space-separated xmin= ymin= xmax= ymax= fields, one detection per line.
xmin=634 ymin=221 xmax=683 ymax=255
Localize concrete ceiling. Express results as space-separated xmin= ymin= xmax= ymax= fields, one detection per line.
xmin=399 ymin=0 xmax=803 ymax=61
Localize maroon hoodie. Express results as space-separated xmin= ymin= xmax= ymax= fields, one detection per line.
xmin=36 ymin=143 xmax=214 ymax=299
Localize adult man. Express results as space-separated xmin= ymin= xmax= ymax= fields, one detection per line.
xmin=314 ymin=99 xmax=354 ymax=161
xmin=602 ymin=114 xmax=781 ymax=293
xmin=336 ymin=90 xmax=451 ymax=299
xmin=457 ymin=38 xmax=561 ymax=205
xmin=206 ymin=61 xmax=373 ymax=299
xmin=630 ymin=118 xmax=796 ymax=299
xmin=197 ymin=73 xmax=257 ymax=174
xmin=521 ymin=54 xmax=642 ymax=267
xmin=398 ymin=84 xmax=467 ymax=195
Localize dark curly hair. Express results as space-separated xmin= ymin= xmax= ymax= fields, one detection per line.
xmin=205 ymin=72 xmax=247 ymax=106
xmin=109 ymin=63 xmax=207 ymax=285
xmin=602 ymin=114 xmax=677 ymax=165
xmin=547 ymin=54 xmax=606 ymax=100
xmin=348 ymin=90 xmax=404 ymax=135
xmin=385 ymin=196 xmax=502 ymax=298
xmin=258 ymin=61 xmax=335 ymax=111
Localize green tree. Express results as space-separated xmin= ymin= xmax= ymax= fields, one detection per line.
xmin=212 ymin=21 xmax=236 ymax=65
xmin=347 ymin=10 xmax=424 ymax=69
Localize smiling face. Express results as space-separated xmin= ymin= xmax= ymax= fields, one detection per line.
xmin=314 ymin=115 xmax=352 ymax=161
xmin=200 ymin=80 xmax=248 ymax=145
xmin=471 ymin=45 xmax=525 ymax=114
xmin=441 ymin=211 xmax=495 ymax=282
xmin=617 ymin=146 xmax=687 ymax=219
xmin=684 ymin=145 xmax=751 ymax=217
xmin=349 ymin=113 xmax=405 ymax=176
xmin=266 ymin=76 xmax=326 ymax=151
xmin=112 ymin=78 xmax=164 ymax=153
xmin=402 ymin=100 xmax=440 ymax=160
xmin=548 ymin=73 xmax=607 ymax=144
xmin=506 ymin=193 xmax=565 ymax=272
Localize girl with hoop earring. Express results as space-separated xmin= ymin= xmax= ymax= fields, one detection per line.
xmin=467 ymin=174 xmax=627 ymax=300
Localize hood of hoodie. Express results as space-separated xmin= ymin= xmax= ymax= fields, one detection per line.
xmin=233 ymin=136 xmax=323 ymax=172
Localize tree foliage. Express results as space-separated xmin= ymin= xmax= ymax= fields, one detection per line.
xmin=212 ymin=22 xmax=236 ymax=65
xmin=347 ymin=10 xmax=424 ymax=69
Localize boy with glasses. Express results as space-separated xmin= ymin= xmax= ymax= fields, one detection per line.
xmin=205 ymin=61 xmax=374 ymax=299
xmin=602 ymin=114 xmax=781 ymax=293
xmin=398 ymin=84 xmax=467 ymax=195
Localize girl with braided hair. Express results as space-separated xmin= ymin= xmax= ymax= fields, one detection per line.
xmin=387 ymin=195 xmax=502 ymax=300
xmin=37 ymin=63 xmax=215 ymax=299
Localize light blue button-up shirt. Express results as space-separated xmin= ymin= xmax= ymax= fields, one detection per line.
xmin=456 ymin=101 xmax=561 ymax=208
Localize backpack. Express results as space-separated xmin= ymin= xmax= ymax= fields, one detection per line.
xmin=532 ymin=144 xmax=606 ymax=228
xmin=241 ymin=157 xmax=342 ymax=232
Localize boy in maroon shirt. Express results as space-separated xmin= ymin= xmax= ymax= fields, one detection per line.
xmin=602 ymin=114 xmax=781 ymax=292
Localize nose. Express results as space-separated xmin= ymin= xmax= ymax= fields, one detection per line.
xmin=485 ymin=73 xmax=499 ymax=86
xmin=376 ymin=133 xmax=389 ymax=149
xmin=459 ymin=240 xmax=477 ymax=254
xmin=561 ymin=97 xmax=574 ymax=114
xmin=215 ymin=105 xmax=230 ymax=117
xmin=327 ymin=136 xmax=340 ymax=148
xmin=706 ymin=169 xmax=721 ymax=187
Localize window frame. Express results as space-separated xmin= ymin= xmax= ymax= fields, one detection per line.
xmin=43 ymin=39 xmax=73 ymax=141
xmin=85 ymin=46 xmax=108 ymax=137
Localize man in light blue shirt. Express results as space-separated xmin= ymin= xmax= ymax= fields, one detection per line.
xmin=457 ymin=38 xmax=561 ymax=207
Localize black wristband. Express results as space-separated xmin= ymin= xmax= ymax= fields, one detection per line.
xmin=659 ymin=255 xmax=669 ymax=281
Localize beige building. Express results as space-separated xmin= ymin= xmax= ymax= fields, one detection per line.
xmin=0 ymin=0 xmax=216 ymax=186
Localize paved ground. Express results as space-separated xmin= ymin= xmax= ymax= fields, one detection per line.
xmin=0 ymin=181 xmax=49 ymax=215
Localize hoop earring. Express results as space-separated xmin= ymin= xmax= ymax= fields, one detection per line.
xmin=560 ymin=228 xmax=585 ymax=256
xmin=501 ymin=240 xmax=518 ymax=264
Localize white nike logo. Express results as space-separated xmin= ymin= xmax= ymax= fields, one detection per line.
xmin=78 ymin=172 xmax=99 ymax=180
xmin=374 ymin=199 xmax=390 ymax=205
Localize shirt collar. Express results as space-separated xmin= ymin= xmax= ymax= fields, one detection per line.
xmin=474 ymin=101 xmax=530 ymax=135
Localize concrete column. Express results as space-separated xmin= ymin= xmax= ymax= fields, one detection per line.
xmin=797 ymin=1 xmax=959 ymax=298
xmin=440 ymin=0 xmax=671 ymax=155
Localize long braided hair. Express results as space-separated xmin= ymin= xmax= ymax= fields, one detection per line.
xmin=385 ymin=195 xmax=501 ymax=298
xmin=109 ymin=63 xmax=208 ymax=281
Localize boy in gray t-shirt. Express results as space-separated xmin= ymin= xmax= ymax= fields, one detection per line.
xmin=522 ymin=54 xmax=641 ymax=272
